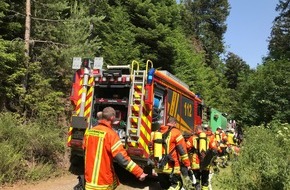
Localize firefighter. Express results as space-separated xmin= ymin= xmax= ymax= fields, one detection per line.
xmin=186 ymin=125 xmax=218 ymax=190
xmin=73 ymin=111 xmax=104 ymax=190
xmin=216 ymin=127 xmax=228 ymax=168
xmin=153 ymin=116 xmax=192 ymax=190
xmin=185 ymin=129 xmax=200 ymax=189
xmin=83 ymin=107 xmax=147 ymax=190
xmin=227 ymin=128 xmax=236 ymax=146
xmin=227 ymin=128 xmax=238 ymax=161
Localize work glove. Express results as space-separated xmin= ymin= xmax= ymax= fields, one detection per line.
xmin=138 ymin=172 xmax=148 ymax=181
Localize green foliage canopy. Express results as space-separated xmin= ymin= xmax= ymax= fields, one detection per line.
xmin=236 ymin=59 xmax=290 ymax=125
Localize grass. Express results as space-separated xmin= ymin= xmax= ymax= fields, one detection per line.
xmin=211 ymin=161 xmax=233 ymax=190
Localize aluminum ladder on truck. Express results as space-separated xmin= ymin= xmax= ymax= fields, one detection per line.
xmin=126 ymin=61 xmax=147 ymax=143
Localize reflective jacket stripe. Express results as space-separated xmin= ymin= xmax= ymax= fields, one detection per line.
xmin=85 ymin=180 xmax=118 ymax=190
xmin=92 ymin=136 xmax=104 ymax=184
xmin=125 ymin=160 xmax=137 ymax=172
xmin=111 ymin=140 xmax=122 ymax=152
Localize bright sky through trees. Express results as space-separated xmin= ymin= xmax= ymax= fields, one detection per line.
xmin=224 ymin=0 xmax=278 ymax=68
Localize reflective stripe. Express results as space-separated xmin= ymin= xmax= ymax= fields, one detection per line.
xmin=192 ymin=163 xmax=200 ymax=170
xmin=176 ymin=134 xmax=183 ymax=142
xmin=155 ymin=166 xmax=181 ymax=174
xmin=180 ymin=153 xmax=189 ymax=161
xmin=91 ymin=136 xmax=104 ymax=184
xmin=67 ymin=126 xmax=73 ymax=145
xmin=227 ymin=133 xmax=235 ymax=145
xmin=168 ymin=181 xmax=182 ymax=190
xmin=125 ymin=160 xmax=136 ymax=172
xmin=84 ymin=77 xmax=94 ymax=119
xmin=85 ymin=180 xmax=118 ymax=190
xmin=87 ymin=130 xmax=106 ymax=137
xmin=111 ymin=140 xmax=122 ymax=153
xmin=215 ymin=132 xmax=221 ymax=142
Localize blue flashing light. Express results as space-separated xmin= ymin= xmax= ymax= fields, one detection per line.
xmin=147 ymin=68 xmax=155 ymax=84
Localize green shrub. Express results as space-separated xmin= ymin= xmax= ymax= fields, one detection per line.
xmin=0 ymin=143 xmax=24 ymax=183
xmin=212 ymin=122 xmax=290 ymax=190
xmin=24 ymin=163 xmax=54 ymax=181
xmin=0 ymin=112 xmax=66 ymax=185
xmin=21 ymin=122 xmax=65 ymax=164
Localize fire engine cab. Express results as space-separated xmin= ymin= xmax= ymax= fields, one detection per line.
xmin=68 ymin=57 xmax=203 ymax=167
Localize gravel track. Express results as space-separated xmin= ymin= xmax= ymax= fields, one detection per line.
xmin=0 ymin=173 xmax=162 ymax=190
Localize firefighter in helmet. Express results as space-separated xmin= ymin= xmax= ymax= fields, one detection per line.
xmin=186 ymin=124 xmax=218 ymax=190
xmin=216 ymin=126 xmax=228 ymax=167
xmin=153 ymin=116 xmax=192 ymax=190
xmin=227 ymin=128 xmax=238 ymax=160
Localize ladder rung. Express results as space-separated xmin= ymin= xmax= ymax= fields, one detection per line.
xmin=133 ymin=92 xmax=142 ymax=95
xmin=134 ymin=75 xmax=144 ymax=77
xmin=128 ymin=132 xmax=138 ymax=136
xmin=128 ymin=131 xmax=138 ymax=135
xmin=128 ymin=130 xmax=138 ymax=134
xmin=134 ymin=71 xmax=145 ymax=73
xmin=128 ymin=131 xmax=138 ymax=134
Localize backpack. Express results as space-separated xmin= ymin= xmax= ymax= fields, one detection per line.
xmin=154 ymin=126 xmax=176 ymax=170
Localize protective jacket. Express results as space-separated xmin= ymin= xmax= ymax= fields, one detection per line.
xmin=155 ymin=124 xmax=190 ymax=174
xmin=186 ymin=134 xmax=200 ymax=170
xmin=214 ymin=131 xmax=221 ymax=143
xmin=83 ymin=119 xmax=143 ymax=190
xmin=205 ymin=130 xmax=218 ymax=149
xmin=216 ymin=130 xmax=227 ymax=149
xmin=227 ymin=132 xmax=236 ymax=146
xmin=186 ymin=131 xmax=217 ymax=170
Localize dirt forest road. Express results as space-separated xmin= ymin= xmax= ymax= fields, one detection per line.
xmin=0 ymin=173 xmax=163 ymax=190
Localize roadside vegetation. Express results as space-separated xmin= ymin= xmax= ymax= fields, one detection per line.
xmin=212 ymin=121 xmax=290 ymax=190
xmin=0 ymin=113 xmax=66 ymax=184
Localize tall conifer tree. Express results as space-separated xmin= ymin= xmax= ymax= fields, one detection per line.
xmin=268 ymin=0 xmax=290 ymax=60
xmin=181 ymin=0 xmax=230 ymax=68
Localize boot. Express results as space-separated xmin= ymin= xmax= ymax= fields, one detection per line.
xmin=195 ymin=183 xmax=201 ymax=190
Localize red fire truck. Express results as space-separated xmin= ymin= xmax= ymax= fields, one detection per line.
xmin=67 ymin=58 xmax=203 ymax=171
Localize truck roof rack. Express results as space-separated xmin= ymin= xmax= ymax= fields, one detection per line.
xmin=159 ymin=70 xmax=189 ymax=89
xmin=107 ymin=65 xmax=131 ymax=70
